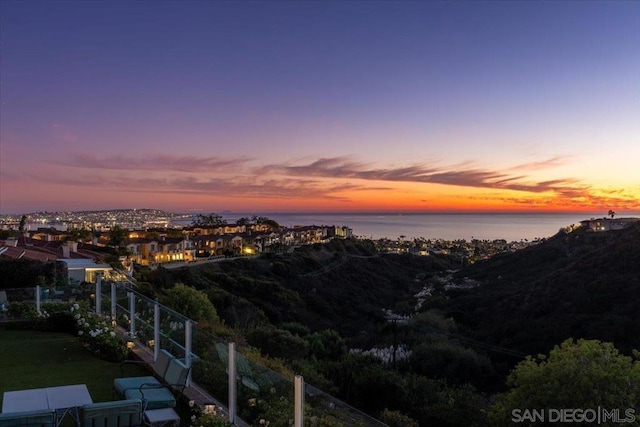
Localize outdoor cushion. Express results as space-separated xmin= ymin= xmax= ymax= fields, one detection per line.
xmin=113 ymin=376 xmax=160 ymax=397
xmin=123 ymin=386 xmax=176 ymax=410
xmin=80 ymin=399 xmax=142 ymax=427
xmin=114 ymin=349 xmax=175 ymax=397
xmin=0 ymin=409 xmax=55 ymax=427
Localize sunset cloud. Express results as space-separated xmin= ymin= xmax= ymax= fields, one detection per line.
xmin=9 ymin=151 xmax=640 ymax=213
xmin=263 ymin=156 xmax=582 ymax=195
xmin=60 ymin=153 xmax=252 ymax=173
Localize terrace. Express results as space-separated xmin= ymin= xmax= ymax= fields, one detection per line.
xmin=0 ymin=283 xmax=386 ymax=427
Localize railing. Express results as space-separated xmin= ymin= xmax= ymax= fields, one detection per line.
xmin=0 ymin=284 xmax=387 ymax=426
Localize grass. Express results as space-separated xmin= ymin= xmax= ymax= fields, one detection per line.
xmin=0 ymin=328 xmax=149 ymax=403
xmin=0 ymin=328 xmax=194 ymax=426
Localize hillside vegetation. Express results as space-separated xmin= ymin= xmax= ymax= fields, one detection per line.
xmin=6 ymin=224 xmax=638 ymax=425
xmin=143 ymin=238 xmax=457 ymax=347
xmin=440 ymin=222 xmax=640 ymax=355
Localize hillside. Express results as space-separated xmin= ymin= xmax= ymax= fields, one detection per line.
xmin=133 ymin=229 xmax=640 ymax=424
xmin=153 ymin=238 xmax=457 ymax=345
xmin=439 ymin=222 xmax=640 ymax=356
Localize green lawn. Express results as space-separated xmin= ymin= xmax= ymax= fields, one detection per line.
xmin=0 ymin=328 xmax=195 ymax=426
xmin=0 ymin=328 xmax=150 ymax=404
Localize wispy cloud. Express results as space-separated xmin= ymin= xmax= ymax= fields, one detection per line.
xmin=507 ymin=156 xmax=570 ymax=171
xmin=26 ymin=169 xmax=368 ymax=202
xmin=261 ymin=156 xmax=579 ymax=194
xmin=26 ymin=152 xmax=638 ymax=210
xmin=60 ymin=153 xmax=252 ymax=173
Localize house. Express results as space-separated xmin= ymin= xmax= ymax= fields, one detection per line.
xmin=153 ymin=237 xmax=195 ymax=263
xmin=190 ymin=235 xmax=217 ymax=258
xmin=125 ymin=238 xmax=159 ymax=265
xmin=214 ymin=235 xmax=244 ymax=256
xmin=59 ymin=259 xmax=113 ymax=285
xmin=29 ymin=228 xmax=67 ymax=242
xmin=290 ymin=225 xmax=327 ymax=244
xmin=579 ymin=217 xmax=640 ymax=232
xmin=326 ymin=226 xmax=352 ymax=239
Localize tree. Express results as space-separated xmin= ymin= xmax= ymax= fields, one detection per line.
xmin=247 ymin=326 xmax=308 ymax=361
xmin=307 ymin=329 xmax=346 ymax=360
xmin=161 ymin=283 xmax=219 ymax=325
xmin=109 ymin=225 xmax=127 ymax=248
xmin=256 ymin=217 xmax=280 ymax=230
xmin=236 ymin=217 xmax=251 ymax=226
xmin=65 ymin=227 xmax=91 ymax=242
xmin=18 ymin=215 xmax=27 ymax=233
xmin=608 ymin=209 xmax=616 ymax=219
xmin=192 ymin=213 xmax=227 ymax=227
xmin=489 ymin=338 xmax=640 ymax=426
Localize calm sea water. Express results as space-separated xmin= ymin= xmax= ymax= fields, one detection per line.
xmin=184 ymin=212 xmax=640 ymax=242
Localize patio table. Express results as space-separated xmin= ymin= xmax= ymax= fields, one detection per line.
xmin=2 ymin=384 xmax=93 ymax=427
xmin=1 ymin=388 xmax=49 ymax=412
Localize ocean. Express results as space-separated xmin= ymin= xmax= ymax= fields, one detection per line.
xmin=182 ymin=212 xmax=640 ymax=242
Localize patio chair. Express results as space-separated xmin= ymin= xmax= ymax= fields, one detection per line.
xmin=121 ymin=355 xmax=190 ymax=410
xmin=113 ymin=349 xmax=173 ymax=398
xmin=80 ymin=399 xmax=143 ymax=427
xmin=0 ymin=409 xmax=55 ymax=427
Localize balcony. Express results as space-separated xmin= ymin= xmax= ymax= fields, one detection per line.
xmin=0 ymin=284 xmax=387 ymax=426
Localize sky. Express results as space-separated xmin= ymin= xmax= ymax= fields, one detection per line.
xmin=1 ymin=1 xmax=639 ymax=215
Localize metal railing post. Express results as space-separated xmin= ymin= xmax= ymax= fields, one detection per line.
xmin=294 ymin=375 xmax=305 ymax=427
xmin=228 ymin=343 xmax=236 ymax=424
xmin=111 ymin=283 xmax=117 ymax=319
xmin=185 ymin=319 xmax=192 ymax=386
xmin=154 ymin=301 xmax=160 ymax=361
xmin=95 ymin=273 xmax=102 ymax=314
xmin=128 ymin=291 xmax=136 ymax=337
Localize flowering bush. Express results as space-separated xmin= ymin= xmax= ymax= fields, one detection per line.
xmin=188 ymin=400 xmax=232 ymax=427
xmin=71 ymin=303 xmax=129 ymax=362
xmin=23 ymin=301 xmax=129 ymax=362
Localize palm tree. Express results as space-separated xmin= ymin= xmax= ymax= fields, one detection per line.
xmin=608 ymin=210 xmax=616 ymax=219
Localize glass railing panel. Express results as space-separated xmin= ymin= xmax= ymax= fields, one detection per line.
xmin=111 ymin=284 xmax=134 ymax=334
xmin=91 ymin=283 xmax=385 ymax=425
xmin=0 ymin=287 xmax=35 ymax=320
xmin=190 ymin=336 xmax=231 ymax=408
xmin=133 ymin=296 xmax=156 ymax=348
xmin=233 ymin=347 xmax=293 ymax=425
xmin=304 ymin=383 xmax=388 ymax=426
xmin=158 ymin=306 xmax=187 ymax=359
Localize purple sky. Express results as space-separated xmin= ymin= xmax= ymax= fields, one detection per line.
xmin=1 ymin=1 xmax=639 ymax=214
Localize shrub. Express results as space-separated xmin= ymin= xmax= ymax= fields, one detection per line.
xmin=188 ymin=400 xmax=232 ymax=427
xmin=381 ymin=409 xmax=419 ymax=427
xmin=28 ymin=302 xmax=129 ymax=362
xmin=7 ymin=301 xmax=36 ymax=319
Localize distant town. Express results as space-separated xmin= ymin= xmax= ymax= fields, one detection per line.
xmin=1 ymin=209 xmax=637 ymax=281
xmin=0 ymin=209 xmax=191 ymax=231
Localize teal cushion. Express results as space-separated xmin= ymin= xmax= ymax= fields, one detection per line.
xmin=123 ymin=387 xmax=176 ymax=409
xmin=0 ymin=409 xmax=55 ymax=427
xmin=113 ymin=376 xmax=160 ymax=396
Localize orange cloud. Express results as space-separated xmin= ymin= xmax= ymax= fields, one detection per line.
xmin=5 ymin=152 xmax=638 ymax=213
